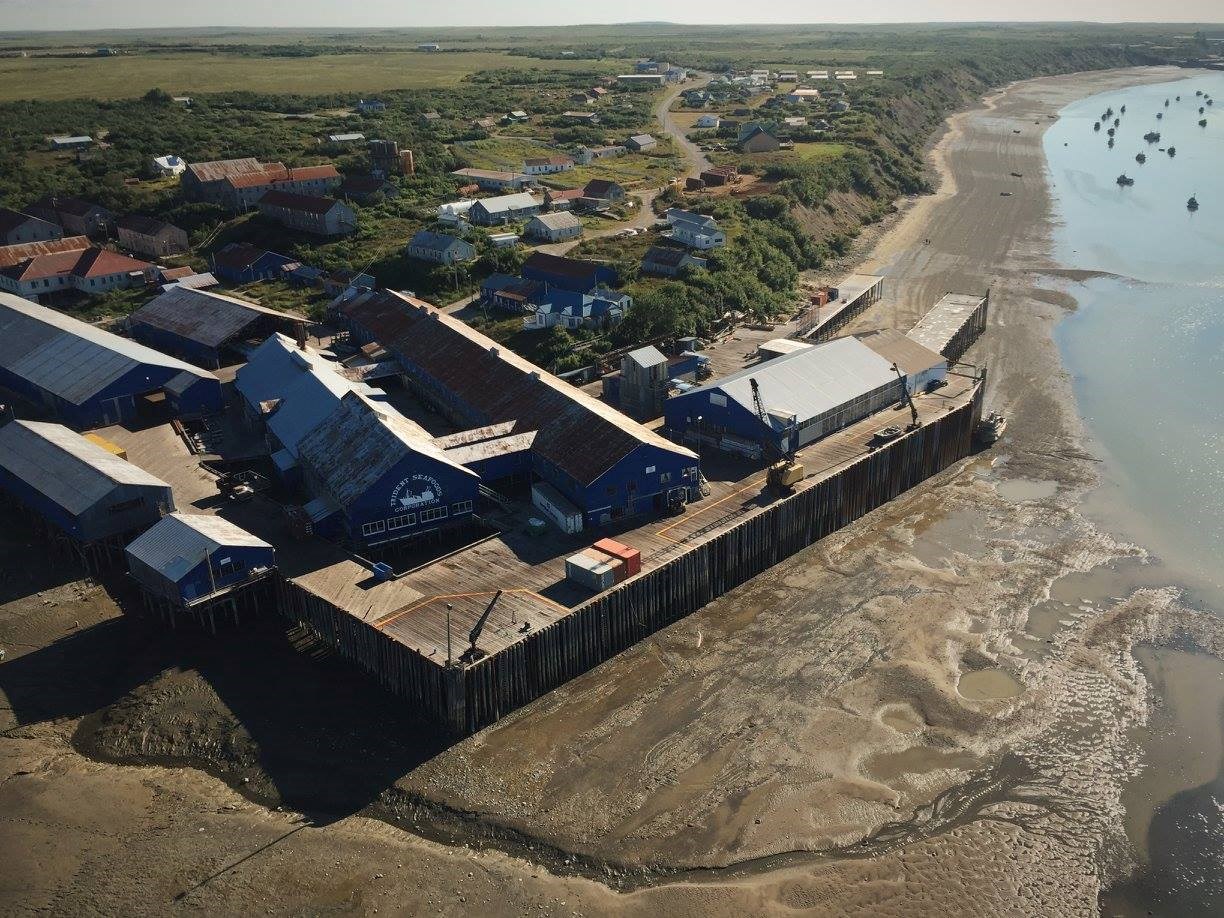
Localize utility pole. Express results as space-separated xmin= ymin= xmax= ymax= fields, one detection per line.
xmin=445 ymin=603 xmax=453 ymax=666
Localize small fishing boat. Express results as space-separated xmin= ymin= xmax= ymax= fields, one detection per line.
xmin=1121 ymin=104 xmax=1127 ymax=113
xmin=1114 ymin=117 xmax=1120 ymax=127
xmin=1107 ymin=127 xmax=1115 ymax=136
xmin=1116 ymin=173 xmax=1134 ymax=186
xmin=1136 ymin=152 xmax=1146 ymax=164
xmin=1168 ymin=146 xmax=1176 ymax=157
xmin=1200 ymin=106 xmax=1206 ymax=114
xmin=1200 ymin=118 xmax=1209 ymax=127
xmin=1209 ymin=99 xmax=1215 ymax=106
xmin=1157 ymin=112 xmax=1163 ymax=120
xmin=1176 ymin=95 xmax=1181 ymax=102
xmin=1196 ymin=90 xmax=1203 ymax=97
xmin=1187 ymin=195 xmax=1199 ymax=211
xmin=1108 ymin=137 xmax=1115 ymax=148
xmin=1094 ymin=121 xmax=1101 ymax=131
xmin=1144 ymin=130 xmax=1161 ymax=142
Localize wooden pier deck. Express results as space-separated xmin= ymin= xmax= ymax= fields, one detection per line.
xmin=283 ymin=369 xmax=982 ymax=675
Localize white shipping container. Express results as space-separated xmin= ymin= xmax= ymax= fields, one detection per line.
xmin=565 ymin=552 xmax=617 ymax=591
xmin=531 ymin=481 xmax=583 ymax=534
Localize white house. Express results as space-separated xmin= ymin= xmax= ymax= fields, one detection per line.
xmin=150 ymin=155 xmax=186 ymax=177
xmin=523 ymin=155 xmax=574 ymax=175
xmin=526 ymin=212 xmax=582 ymax=243
xmin=356 ymin=99 xmax=386 ymax=113
xmin=696 ymin=114 xmax=721 ymax=129
xmin=626 ymin=134 xmax=657 ymax=152
xmin=785 ymin=88 xmax=822 ymax=104
xmin=665 ymin=208 xmax=726 ymax=251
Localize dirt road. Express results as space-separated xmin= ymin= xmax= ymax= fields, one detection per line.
xmin=537 ymin=75 xmax=711 ymax=258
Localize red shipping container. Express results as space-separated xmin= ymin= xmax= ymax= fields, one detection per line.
xmin=591 ymin=538 xmax=642 ymax=576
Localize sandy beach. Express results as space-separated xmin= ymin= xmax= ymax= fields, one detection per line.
xmin=3 ymin=65 xmax=1221 ymax=917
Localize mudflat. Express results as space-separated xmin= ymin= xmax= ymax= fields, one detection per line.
xmin=3 ymin=66 xmax=1221 ymax=917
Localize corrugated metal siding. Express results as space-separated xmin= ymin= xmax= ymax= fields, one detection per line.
xmin=125 ymin=512 xmax=271 ymax=579
xmin=0 ymin=420 xmax=170 ymax=515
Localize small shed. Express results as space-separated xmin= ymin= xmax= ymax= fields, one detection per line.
xmin=126 ymin=513 xmax=275 ymax=615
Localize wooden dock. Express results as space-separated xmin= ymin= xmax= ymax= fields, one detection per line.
xmin=279 ymin=370 xmax=984 ymax=733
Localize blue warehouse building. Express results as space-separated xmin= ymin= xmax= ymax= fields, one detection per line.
xmin=664 ymin=332 xmax=947 ymax=457
xmin=296 ymin=391 xmax=482 ymax=547
xmin=129 ymin=286 xmax=302 ymax=369
xmin=126 ymin=512 xmax=275 ymax=610
xmin=0 ymin=292 xmax=223 ymax=429
xmin=0 ymin=419 xmax=175 ymax=566
xmin=337 ymin=290 xmax=701 ymax=527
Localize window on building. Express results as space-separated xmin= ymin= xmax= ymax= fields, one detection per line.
xmin=659 ymin=472 xmax=672 ymax=485
xmin=216 ymin=557 xmax=237 ymax=576
xmin=108 ymin=498 xmax=142 ymax=513
xmin=387 ymin=513 xmax=416 ymax=530
xmin=420 ymin=506 xmax=448 ymax=523
xmin=361 ymin=520 xmax=386 ymax=537
xmin=709 ymin=392 xmax=727 ymax=407
xmin=451 ymin=500 xmax=473 ymax=515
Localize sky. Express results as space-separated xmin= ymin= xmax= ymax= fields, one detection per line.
xmin=0 ymin=1 xmax=1221 ymax=31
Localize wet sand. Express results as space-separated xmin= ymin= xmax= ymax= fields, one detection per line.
xmin=3 ymin=66 xmax=1222 ymax=916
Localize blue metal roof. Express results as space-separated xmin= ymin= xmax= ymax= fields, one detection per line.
xmin=0 ymin=293 xmax=217 ymax=407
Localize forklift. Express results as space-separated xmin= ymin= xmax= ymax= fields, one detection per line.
xmin=749 ymin=378 xmax=805 ymax=494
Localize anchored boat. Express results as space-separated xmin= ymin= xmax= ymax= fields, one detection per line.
xmin=1144 ymin=130 xmax=1161 ymax=142
xmin=1201 ymin=118 xmax=1209 ymax=127
xmin=1116 ymin=173 xmax=1134 ymax=186
xmin=1168 ymin=146 xmax=1176 ymax=157
xmin=1136 ymin=152 xmax=1146 ymax=164
xmin=1188 ymin=195 xmax=1199 ymax=211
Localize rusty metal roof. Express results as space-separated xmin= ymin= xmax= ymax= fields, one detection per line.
xmin=340 ymin=291 xmax=695 ymax=486
xmin=0 ymin=236 xmax=90 ymax=269
xmin=186 ymin=158 xmax=271 ymax=183
xmin=130 ymin=287 xmax=299 ymax=349
xmin=296 ymin=391 xmax=476 ymax=507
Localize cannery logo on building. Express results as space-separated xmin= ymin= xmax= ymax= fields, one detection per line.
xmin=391 ymin=474 xmax=442 ymax=510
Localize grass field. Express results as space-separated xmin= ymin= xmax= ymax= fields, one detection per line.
xmin=457 ymin=137 xmax=679 ymax=189
xmin=0 ymin=51 xmax=629 ymax=102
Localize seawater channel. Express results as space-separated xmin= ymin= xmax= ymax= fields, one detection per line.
xmin=1043 ymin=71 xmax=1224 ymax=916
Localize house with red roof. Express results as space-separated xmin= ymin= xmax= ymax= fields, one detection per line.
xmin=181 ymin=158 xmax=342 ymax=210
xmin=0 ymin=246 xmax=153 ymax=302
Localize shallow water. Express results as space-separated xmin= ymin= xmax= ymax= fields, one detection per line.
xmin=1044 ymin=72 xmax=1224 ymax=916
xmin=1046 ymin=73 xmax=1224 ymax=611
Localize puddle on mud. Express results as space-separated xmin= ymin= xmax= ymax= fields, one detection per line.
xmin=866 ymin=745 xmax=982 ymax=783
xmin=995 ymin=478 xmax=1059 ymax=502
xmin=957 ymin=668 xmax=1023 ymax=700
xmin=909 ymin=509 xmax=982 ymax=567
